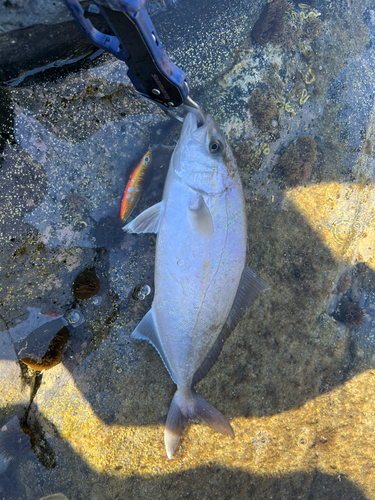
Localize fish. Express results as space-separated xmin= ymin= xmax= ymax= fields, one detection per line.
xmin=120 ymin=149 xmax=152 ymax=221
xmin=123 ymin=112 xmax=269 ymax=458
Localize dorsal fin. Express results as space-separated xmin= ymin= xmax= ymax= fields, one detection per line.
xmin=123 ymin=201 xmax=163 ymax=234
xmin=132 ymin=308 xmax=177 ymax=383
xmin=192 ymin=266 xmax=269 ymax=387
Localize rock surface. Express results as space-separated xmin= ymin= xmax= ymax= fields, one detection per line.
xmin=1 ymin=0 xmax=375 ymax=499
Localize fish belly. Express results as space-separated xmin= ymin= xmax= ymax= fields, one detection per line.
xmin=153 ymin=172 xmax=246 ymax=386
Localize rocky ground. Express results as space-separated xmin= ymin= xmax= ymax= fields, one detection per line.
xmin=1 ymin=0 xmax=375 ymax=499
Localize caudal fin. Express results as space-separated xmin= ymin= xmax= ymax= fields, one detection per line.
xmin=164 ymin=387 xmax=234 ymax=459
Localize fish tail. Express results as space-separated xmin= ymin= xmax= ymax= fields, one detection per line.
xmin=164 ymin=386 xmax=234 ymax=459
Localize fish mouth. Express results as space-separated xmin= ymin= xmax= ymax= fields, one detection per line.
xmin=181 ymin=112 xmax=215 ymax=144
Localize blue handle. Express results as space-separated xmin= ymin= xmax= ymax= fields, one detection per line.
xmin=62 ymin=0 xmax=189 ymax=109
xmin=92 ymin=0 xmax=146 ymax=13
xmin=63 ymin=0 xmax=129 ymax=62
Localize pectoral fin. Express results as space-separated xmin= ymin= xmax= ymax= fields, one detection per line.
xmin=123 ymin=201 xmax=163 ymax=234
xmin=188 ymin=195 xmax=214 ymax=239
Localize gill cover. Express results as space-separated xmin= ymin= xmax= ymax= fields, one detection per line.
xmin=172 ymin=113 xmax=232 ymax=195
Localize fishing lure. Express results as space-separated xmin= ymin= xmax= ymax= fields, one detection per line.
xmin=120 ymin=149 xmax=152 ymax=221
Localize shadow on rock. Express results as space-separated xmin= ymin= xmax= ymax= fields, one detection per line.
xmin=0 ymin=449 xmax=368 ymax=500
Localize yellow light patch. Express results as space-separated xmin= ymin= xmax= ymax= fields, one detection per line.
xmin=285 ymin=182 xmax=375 ymax=269
xmin=38 ymin=365 xmax=375 ymax=498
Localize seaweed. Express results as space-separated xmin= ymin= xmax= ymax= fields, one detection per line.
xmin=251 ymin=0 xmax=291 ymax=45
xmin=20 ymin=326 xmax=69 ymax=371
xmin=276 ymin=135 xmax=317 ymax=182
xmin=305 ymin=16 xmax=323 ymax=40
xmin=248 ymin=88 xmax=278 ymax=132
xmin=339 ymin=302 xmax=365 ymax=327
xmin=336 ymin=274 xmax=352 ymax=294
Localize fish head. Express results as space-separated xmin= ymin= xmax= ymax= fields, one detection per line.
xmin=172 ymin=113 xmax=238 ymax=195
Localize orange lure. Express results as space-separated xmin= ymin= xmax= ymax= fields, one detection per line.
xmin=120 ymin=149 xmax=152 ymax=221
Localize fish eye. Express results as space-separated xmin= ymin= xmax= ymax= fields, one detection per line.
xmin=209 ymin=140 xmax=221 ymax=154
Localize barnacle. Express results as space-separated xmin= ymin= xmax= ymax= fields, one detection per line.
xmin=312 ymin=426 xmax=336 ymax=451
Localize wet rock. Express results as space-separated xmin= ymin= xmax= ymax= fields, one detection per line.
xmin=95 ymin=216 xmax=124 ymax=249
xmin=0 ymin=416 xmax=31 ymax=463
xmin=305 ymin=16 xmax=323 ymax=41
xmin=0 ymin=87 xmax=14 ymax=153
xmin=2 ymin=0 xmax=375 ymax=498
xmin=0 ymin=0 xmax=71 ymax=34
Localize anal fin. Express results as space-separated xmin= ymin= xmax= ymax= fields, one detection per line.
xmin=132 ymin=308 xmax=177 ymax=383
xmin=192 ymin=266 xmax=269 ymax=387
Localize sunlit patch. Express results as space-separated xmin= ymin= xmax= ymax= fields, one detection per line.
xmin=37 ymin=366 xmax=375 ymax=499
xmin=331 ymin=219 xmax=365 ymax=245
xmin=285 ymin=182 xmax=375 ymax=269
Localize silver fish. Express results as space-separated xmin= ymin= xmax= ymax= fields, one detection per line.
xmin=124 ymin=113 xmax=268 ymax=458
